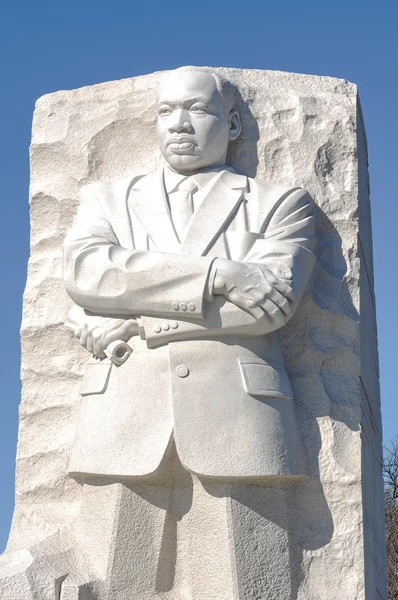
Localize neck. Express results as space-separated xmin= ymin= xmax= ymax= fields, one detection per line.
xmin=165 ymin=163 xmax=228 ymax=176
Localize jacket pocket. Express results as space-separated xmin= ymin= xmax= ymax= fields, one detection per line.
xmin=238 ymin=358 xmax=293 ymax=400
xmin=79 ymin=360 xmax=112 ymax=396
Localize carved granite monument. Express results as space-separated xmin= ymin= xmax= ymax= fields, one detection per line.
xmin=0 ymin=66 xmax=387 ymax=599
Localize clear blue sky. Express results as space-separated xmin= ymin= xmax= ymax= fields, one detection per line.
xmin=0 ymin=0 xmax=396 ymax=553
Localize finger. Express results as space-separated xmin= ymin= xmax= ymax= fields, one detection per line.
xmin=78 ymin=325 xmax=88 ymax=350
xmin=248 ymin=305 xmax=273 ymax=326
xmin=272 ymin=280 xmax=295 ymax=302
xmin=266 ymin=287 xmax=292 ymax=316
xmin=85 ymin=331 xmax=94 ymax=355
xmin=92 ymin=336 xmax=107 ymax=358
xmin=74 ymin=325 xmax=83 ymax=338
xmin=258 ymin=298 xmax=286 ymax=326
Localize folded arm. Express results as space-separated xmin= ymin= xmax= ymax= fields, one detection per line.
xmin=140 ymin=187 xmax=317 ymax=347
xmin=63 ymin=184 xmax=214 ymax=319
xmin=64 ymin=185 xmax=316 ymax=351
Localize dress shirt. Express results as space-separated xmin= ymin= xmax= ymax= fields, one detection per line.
xmin=163 ymin=165 xmax=227 ymax=299
xmin=164 ymin=165 xmax=226 ymax=239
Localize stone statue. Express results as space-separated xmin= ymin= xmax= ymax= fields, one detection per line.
xmin=0 ymin=66 xmax=387 ymax=600
xmin=63 ymin=67 xmax=316 ymax=482
xmin=52 ymin=66 xmax=315 ymax=597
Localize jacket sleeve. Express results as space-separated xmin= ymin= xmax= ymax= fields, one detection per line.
xmin=63 ymin=184 xmax=214 ymax=319
xmin=139 ymin=187 xmax=317 ymax=347
xmin=247 ymin=187 xmax=317 ymax=311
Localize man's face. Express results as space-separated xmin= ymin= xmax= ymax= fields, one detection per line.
xmin=157 ymin=71 xmax=232 ymax=174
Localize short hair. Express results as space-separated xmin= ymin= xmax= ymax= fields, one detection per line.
xmin=169 ymin=66 xmax=238 ymax=117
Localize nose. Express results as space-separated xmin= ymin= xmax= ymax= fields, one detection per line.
xmin=168 ymin=109 xmax=193 ymax=133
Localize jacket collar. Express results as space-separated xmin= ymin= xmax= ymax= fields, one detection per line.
xmin=164 ymin=164 xmax=247 ymax=194
xmin=128 ymin=166 xmax=247 ymax=255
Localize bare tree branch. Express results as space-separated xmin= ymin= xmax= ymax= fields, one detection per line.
xmin=384 ymin=436 xmax=398 ymax=598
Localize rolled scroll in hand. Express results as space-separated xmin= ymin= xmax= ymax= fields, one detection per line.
xmin=103 ymin=340 xmax=133 ymax=366
xmin=64 ymin=307 xmax=133 ymax=366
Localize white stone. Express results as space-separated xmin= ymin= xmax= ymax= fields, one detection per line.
xmin=0 ymin=66 xmax=386 ymax=599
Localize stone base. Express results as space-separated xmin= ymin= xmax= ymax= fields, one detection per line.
xmin=0 ymin=446 xmax=336 ymax=599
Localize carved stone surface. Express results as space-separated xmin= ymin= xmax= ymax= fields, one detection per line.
xmin=0 ymin=67 xmax=386 ymax=599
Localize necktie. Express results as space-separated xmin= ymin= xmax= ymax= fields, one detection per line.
xmin=169 ymin=178 xmax=198 ymax=242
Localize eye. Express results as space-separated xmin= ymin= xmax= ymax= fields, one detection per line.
xmin=189 ymin=104 xmax=208 ymax=114
xmin=158 ymin=106 xmax=173 ymax=116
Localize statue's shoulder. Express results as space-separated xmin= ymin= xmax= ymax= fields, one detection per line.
xmin=247 ymin=176 xmax=311 ymax=211
xmin=79 ymin=174 xmax=143 ymax=197
xmin=248 ymin=176 xmax=303 ymax=199
xmin=78 ymin=171 xmax=156 ymax=207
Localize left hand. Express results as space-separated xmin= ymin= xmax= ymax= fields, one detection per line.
xmin=212 ymin=259 xmax=294 ymax=326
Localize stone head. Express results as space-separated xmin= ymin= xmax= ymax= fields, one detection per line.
xmin=157 ymin=67 xmax=241 ymax=174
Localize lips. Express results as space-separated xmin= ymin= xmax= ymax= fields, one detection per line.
xmin=167 ymin=137 xmax=197 ymax=153
xmin=170 ymin=142 xmax=193 ymax=150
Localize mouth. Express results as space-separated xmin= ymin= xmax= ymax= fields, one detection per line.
xmin=167 ymin=137 xmax=197 ymax=154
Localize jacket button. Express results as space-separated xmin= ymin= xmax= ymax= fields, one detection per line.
xmin=154 ymin=325 xmax=161 ymax=333
xmin=172 ymin=302 xmax=179 ymax=311
xmin=188 ymin=303 xmax=195 ymax=311
xmin=176 ymin=365 xmax=189 ymax=378
xmin=170 ymin=321 xmax=178 ymax=329
xmin=179 ymin=302 xmax=187 ymax=311
xmin=161 ymin=323 xmax=170 ymax=331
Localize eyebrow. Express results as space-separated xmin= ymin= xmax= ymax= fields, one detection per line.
xmin=158 ymin=95 xmax=211 ymax=108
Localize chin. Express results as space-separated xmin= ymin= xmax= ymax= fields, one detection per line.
xmin=167 ymin=155 xmax=203 ymax=174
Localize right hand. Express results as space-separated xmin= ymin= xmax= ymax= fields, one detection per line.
xmin=212 ymin=259 xmax=295 ymax=327
xmin=74 ymin=316 xmax=139 ymax=358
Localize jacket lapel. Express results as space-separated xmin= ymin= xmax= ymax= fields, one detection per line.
xmin=128 ymin=169 xmax=181 ymax=252
xmin=180 ymin=170 xmax=248 ymax=256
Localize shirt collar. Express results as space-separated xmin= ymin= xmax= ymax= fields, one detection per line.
xmin=164 ymin=164 xmax=229 ymax=194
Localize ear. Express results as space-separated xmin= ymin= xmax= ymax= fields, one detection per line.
xmin=228 ymin=110 xmax=241 ymax=141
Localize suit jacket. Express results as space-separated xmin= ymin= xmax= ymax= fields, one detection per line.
xmin=63 ymin=167 xmax=317 ymax=478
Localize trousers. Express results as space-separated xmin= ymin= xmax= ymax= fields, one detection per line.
xmin=67 ymin=442 xmax=303 ymax=600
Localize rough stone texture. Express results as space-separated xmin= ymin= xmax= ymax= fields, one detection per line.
xmin=0 ymin=67 xmax=386 ymax=598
